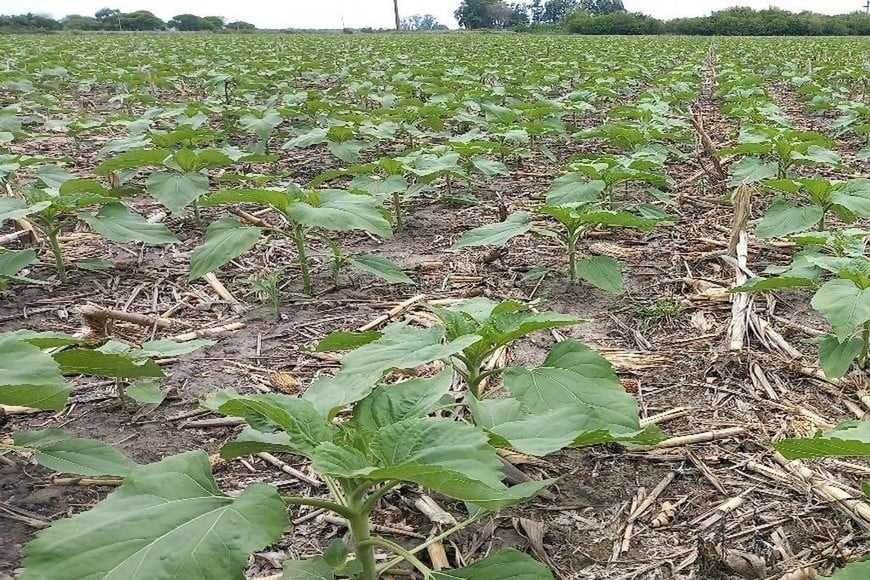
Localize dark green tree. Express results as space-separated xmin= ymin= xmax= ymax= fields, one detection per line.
xmin=580 ymin=0 xmax=624 ymax=15
xmin=168 ymin=14 xmax=209 ymax=30
xmin=119 ymin=10 xmax=164 ymax=30
xmin=542 ymin=0 xmax=577 ymax=24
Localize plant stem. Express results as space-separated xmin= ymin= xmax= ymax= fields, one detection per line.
xmin=346 ymin=493 xmax=378 ymax=580
xmin=358 ymin=537 xmax=433 ymax=577
xmin=281 ymin=495 xmax=356 ymax=520
xmin=861 ymin=322 xmax=870 ymax=368
xmin=361 ymin=480 xmax=400 ymax=514
xmin=192 ymin=200 xmax=202 ymax=228
xmin=566 ymin=229 xmax=577 ymax=283
xmin=291 ymin=222 xmax=312 ymax=295
xmin=392 ymin=191 xmax=403 ymax=231
xmin=377 ymin=513 xmax=483 ymax=574
xmin=46 ymin=227 xmax=68 ymax=284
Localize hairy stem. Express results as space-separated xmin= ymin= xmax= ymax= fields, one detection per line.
xmin=566 ymin=228 xmax=577 ymax=284
xmin=346 ymin=492 xmax=378 ymax=580
xmin=392 ymin=191 xmax=403 ymax=231
xmin=46 ymin=227 xmax=68 ymax=284
xmin=861 ymin=322 xmax=870 ymax=368
xmin=377 ymin=513 xmax=483 ymax=574
xmin=292 ymin=222 xmax=312 ymax=295
xmin=281 ymin=495 xmax=356 ymax=520
xmin=358 ymin=537 xmax=433 ymax=577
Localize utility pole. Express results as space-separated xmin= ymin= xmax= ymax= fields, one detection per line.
xmin=393 ymin=0 xmax=400 ymax=30
xmin=865 ymin=0 xmax=869 ymax=14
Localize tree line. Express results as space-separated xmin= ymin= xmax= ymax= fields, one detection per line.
xmin=455 ymin=0 xmax=870 ymax=35
xmin=0 ymin=8 xmax=255 ymax=33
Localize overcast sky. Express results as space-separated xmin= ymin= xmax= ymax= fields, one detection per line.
xmin=6 ymin=1 xmax=866 ymax=29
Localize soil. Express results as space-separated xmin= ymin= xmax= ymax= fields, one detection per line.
xmin=2 ymin=38 xmax=870 ymax=580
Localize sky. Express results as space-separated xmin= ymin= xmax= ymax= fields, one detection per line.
xmin=4 ymin=1 xmax=866 ymax=30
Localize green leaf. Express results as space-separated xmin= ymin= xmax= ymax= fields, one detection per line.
xmin=126 ymin=382 xmax=166 ymax=405
xmin=315 ymin=331 xmax=383 ymax=352
xmin=21 ymin=451 xmax=288 ymax=580
xmin=282 ymin=559 xmax=334 ymax=580
xmin=189 ymin=218 xmax=262 ymax=280
xmin=818 ymin=335 xmax=863 ymax=379
xmin=328 ymin=140 xmax=365 ymax=163
xmin=546 ymin=175 xmax=605 ymax=207
xmin=146 ymin=171 xmax=210 ymax=216
xmin=730 ymin=276 xmax=815 ymax=293
xmin=824 ymin=560 xmax=870 ymax=580
xmin=349 ymin=174 xmax=407 ymax=197
xmin=349 ymin=369 xmax=453 ymax=431
xmin=470 ymin=156 xmax=509 ymax=177
xmin=728 ymin=157 xmax=778 ymax=186
xmin=452 ymin=212 xmax=531 ymax=249
xmin=811 ymin=279 xmax=870 ymax=340
xmin=0 ymin=198 xmax=50 ymax=223
xmin=287 ymin=190 xmax=392 ymax=239
xmin=34 ymin=165 xmax=76 ymax=190
xmin=0 ymin=330 xmax=80 ymax=348
xmin=53 ymin=349 xmax=165 ymax=379
xmin=347 ymin=254 xmax=414 ymax=284
xmin=577 ymin=256 xmax=622 ymax=293
xmin=0 ymin=249 xmax=37 ymax=278
xmin=775 ymin=420 xmax=870 ymax=459
xmin=216 ymin=394 xmax=335 ymax=457
xmin=138 ymin=339 xmax=215 ymax=358
xmin=0 ymin=338 xmax=69 ymax=410
xmin=339 ymin=323 xmax=481 ymax=378
xmin=80 ymin=204 xmax=179 ymax=245
xmin=431 ymin=548 xmax=554 ymax=580
xmin=12 ymin=429 xmax=137 ymax=476
xmin=94 ymin=149 xmax=171 ymax=175
xmin=203 ymin=188 xmax=291 ymax=213
xmin=493 ymin=340 xmax=644 ymax=456
xmin=756 ymin=197 xmax=824 ymax=239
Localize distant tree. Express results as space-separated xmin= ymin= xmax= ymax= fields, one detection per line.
xmin=62 ymin=14 xmax=103 ymax=30
xmin=95 ymin=7 xmax=121 ymax=29
xmin=119 ymin=10 xmax=164 ymax=31
xmin=541 ymin=0 xmax=577 ymax=24
xmin=579 ymin=0 xmax=624 ymax=15
xmin=168 ymin=14 xmax=209 ymax=30
xmin=202 ymin=16 xmax=225 ymax=30
xmin=226 ymin=20 xmax=256 ymax=31
xmin=530 ymin=0 xmax=545 ymax=23
xmin=400 ymin=13 xmax=443 ymax=30
xmin=455 ymin=0 xmax=524 ymax=28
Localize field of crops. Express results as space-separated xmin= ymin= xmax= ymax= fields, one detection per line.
xmin=2 ymin=32 xmax=870 ymax=579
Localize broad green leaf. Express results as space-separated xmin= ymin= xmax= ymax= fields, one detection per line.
xmin=431 ymin=548 xmax=554 ymax=580
xmin=811 ymin=279 xmax=870 ymax=340
xmin=756 ymin=197 xmax=823 ymax=239
xmin=578 ymin=211 xmax=656 ymax=230
xmin=0 ymin=198 xmax=50 ymax=223
xmin=825 ymin=560 xmax=870 ymax=580
xmin=189 ymin=218 xmax=262 ymax=280
xmin=138 ymin=339 xmax=215 ymax=358
xmin=21 ymin=451 xmax=288 ymax=580
xmin=80 ymin=204 xmax=178 ymax=245
xmin=315 ymin=331 xmax=383 ymax=352
xmin=216 ymin=394 xmax=335 ymax=457
xmin=831 ymin=180 xmax=870 ymax=218
xmin=452 ymin=212 xmax=531 ymax=248
xmin=146 ymin=171 xmax=210 ymax=216
xmin=349 ymin=174 xmax=407 ymax=197
xmin=349 ymin=369 xmax=453 ymax=431
xmin=730 ymin=276 xmax=815 ymax=293
xmin=13 ymin=429 xmax=137 ymax=476
xmin=34 ymin=165 xmax=75 ymax=190
xmin=546 ymin=175 xmax=605 ymax=207
xmin=287 ymin=190 xmax=392 ymax=239
xmin=347 ymin=254 xmax=414 ymax=284
xmin=220 ymin=428 xmax=297 ymax=459
xmin=0 ymin=330 xmax=80 ymax=348
xmin=126 ymin=382 xmax=166 ymax=405
xmin=577 ymin=256 xmax=622 ymax=293
xmin=53 ymin=349 xmax=165 ymax=379
xmin=728 ymin=157 xmax=778 ymax=186
xmin=0 ymin=338 xmax=69 ymax=410
xmin=94 ymin=149 xmax=171 ymax=175
xmin=818 ymin=335 xmax=863 ymax=379
xmin=792 ymin=145 xmax=841 ymax=166
xmin=240 ymin=111 xmax=282 ymax=140
xmin=339 ymin=323 xmax=481 ymax=378
xmin=775 ymin=420 xmax=870 ymax=459
xmin=471 ymin=156 xmax=509 ymax=177
xmin=327 ymin=140 xmax=365 ymax=163
xmin=0 ymin=249 xmax=37 ymax=278
xmin=203 ymin=188 xmax=291 ymax=213
xmin=284 ymin=128 xmax=328 ymax=149
xmin=282 ymin=559 xmax=334 ymax=580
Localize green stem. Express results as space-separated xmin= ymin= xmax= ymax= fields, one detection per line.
xmin=192 ymin=200 xmax=202 ymax=228
xmin=282 ymin=495 xmax=356 ymax=520
xmin=346 ymin=495 xmax=378 ymax=580
xmin=377 ymin=513 xmax=483 ymax=574
xmin=392 ymin=191 xmax=403 ymax=231
xmin=361 ymin=480 xmax=400 ymax=514
xmin=292 ymin=222 xmax=312 ymax=295
xmin=566 ymin=229 xmax=577 ymax=284
xmin=46 ymin=227 xmax=68 ymax=284
xmin=358 ymin=537 xmax=433 ymax=577
xmin=861 ymin=321 xmax=870 ymax=368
